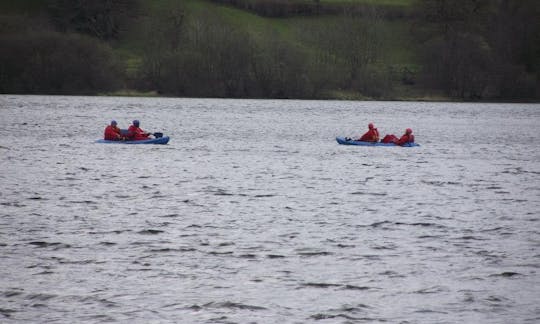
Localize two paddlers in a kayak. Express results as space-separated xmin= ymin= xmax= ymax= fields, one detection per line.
xmin=103 ymin=119 xmax=152 ymax=141
xmin=347 ymin=123 xmax=415 ymax=146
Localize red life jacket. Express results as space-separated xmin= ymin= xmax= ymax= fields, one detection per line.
xmin=382 ymin=134 xmax=398 ymax=143
xmin=104 ymin=125 xmax=121 ymax=140
xmin=127 ymin=125 xmax=149 ymax=140
xmin=359 ymin=128 xmax=380 ymax=142
xmin=396 ymin=134 xmax=414 ymax=146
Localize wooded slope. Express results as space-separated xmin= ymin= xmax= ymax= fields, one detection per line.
xmin=0 ymin=0 xmax=538 ymax=101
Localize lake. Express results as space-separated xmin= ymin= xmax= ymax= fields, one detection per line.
xmin=0 ymin=95 xmax=539 ymax=323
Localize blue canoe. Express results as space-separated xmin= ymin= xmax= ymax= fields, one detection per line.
xmin=96 ymin=136 xmax=170 ymax=145
xmin=336 ymin=137 xmax=419 ymax=147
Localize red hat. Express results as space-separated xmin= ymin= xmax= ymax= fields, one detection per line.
xmin=406 ymin=128 xmax=412 ymax=134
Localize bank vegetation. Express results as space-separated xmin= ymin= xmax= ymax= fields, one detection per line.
xmin=0 ymin=0 xmax=538 ymax=101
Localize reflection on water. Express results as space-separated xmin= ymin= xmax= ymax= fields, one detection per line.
xmin=0 ymin=95 xmax=539 ymax=323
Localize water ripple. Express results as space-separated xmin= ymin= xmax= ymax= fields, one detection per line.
xmin=1 ymin=96 xmax=538 ymax=323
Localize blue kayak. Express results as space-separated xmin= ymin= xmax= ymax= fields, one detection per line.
xmin=96 ymin=136 xmax=170 ymax=145
xmin=336 ymin=137 xmax=419 ymax=147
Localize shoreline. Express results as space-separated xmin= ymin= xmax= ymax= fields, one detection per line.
xmin=1 ymin=91 xmax=538 ymax=104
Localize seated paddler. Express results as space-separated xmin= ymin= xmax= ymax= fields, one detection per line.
xmin=358 ymin=122 xmax=380 ymax=142
xmin=395 ymin=128 xmax=415 ymax=146
xmin=127 ymin=120 xmax=152 ymax=141
xmin=104 ymin=120 xmax=123 ymax=141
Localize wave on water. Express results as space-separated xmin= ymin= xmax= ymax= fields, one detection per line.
xmin=1 ymin=96 xmax=538 ymax=323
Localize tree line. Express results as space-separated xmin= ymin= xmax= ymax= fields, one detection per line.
xmin=417 ymin=0 xmax=539 ymax=100
xmin=0 ymin=0 xmax=538 ymax=101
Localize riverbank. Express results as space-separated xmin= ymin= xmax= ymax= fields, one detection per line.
xmin=0 ymin=0 xmax=538 ymax=101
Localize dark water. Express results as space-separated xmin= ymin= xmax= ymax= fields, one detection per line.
xmin=0 ymin=95 xmax=539 ymax=323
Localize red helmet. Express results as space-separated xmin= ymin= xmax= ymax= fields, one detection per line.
xmin=368 ymin=123 xmax=374 ymax=129
xmin=406 ymin=128 xmax=412 ymax=134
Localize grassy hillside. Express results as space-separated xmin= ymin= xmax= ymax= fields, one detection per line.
xmin=123 ymin=0 xmax=419 ymax=93
xmin=0 ymin=0 xmax=437 ymax=99
xmin=1 ymin=0 xmax=537 ymax=100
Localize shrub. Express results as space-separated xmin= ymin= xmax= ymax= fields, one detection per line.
xmin=0 ymin=31 xmax=124 ymax=94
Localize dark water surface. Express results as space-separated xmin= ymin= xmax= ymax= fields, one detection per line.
xmin=1 ymin=95 xmax=539 ymax=323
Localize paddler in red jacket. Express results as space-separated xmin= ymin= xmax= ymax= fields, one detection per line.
xmin=358 ymin=123 xmax=380 ymax=142
xmin=104 ymin=120 xmax=123 ymax=141
xmin=395 ymin=128 xmax=415 ymax=146
xmin=127 ymin=120 xmax=152 ymax=140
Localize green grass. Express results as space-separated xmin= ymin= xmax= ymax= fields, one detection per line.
xmin=101 ymin=90 xmax=159 ymax=97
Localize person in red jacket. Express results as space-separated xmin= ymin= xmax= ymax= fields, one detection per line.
xmin=358 ymin=122 xmax=380 ymax=142
xmin=395 ymin=128 xmax=415 ymax=146
xmin=104 ymin=120 xmax=123 ymax=141
xmin=127 ymin=120 xmax=151 ymax=141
